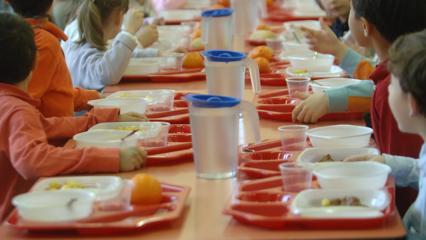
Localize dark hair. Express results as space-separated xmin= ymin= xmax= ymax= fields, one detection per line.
xmin=0 ymin=13 xmax=36 ymax=84
xmin=78 ymin=0 xmax=129 ymax=51
xmin=388 ymin=30 xmax=426 ymax=117
xmin=352 ymin=0 xmax=426 ymax=43
xmin=8 ymin=0 xmax=53 ymax=18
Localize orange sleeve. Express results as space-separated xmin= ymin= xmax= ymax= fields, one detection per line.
xmin=42 ymin=108 xmax=120 ymax=140
xmin=353 ymin=60 xmax=375 ymax=80
xmin=73 ymin=88 xmax=102 ymax=112
xmin=7 ymin=106 xmax=120 ymax=180
xmin=348 ymin=96 xmax=372 ymax=112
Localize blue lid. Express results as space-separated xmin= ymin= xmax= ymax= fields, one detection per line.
xmin=203 ymin=50 xmax=246 ymax=63
xmin=185 ymin=94 xmax=240 ymax=108
xmin=201 ymin=8 xmax=233 ymax=18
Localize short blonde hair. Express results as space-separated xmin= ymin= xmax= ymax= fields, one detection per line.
xmin=78 ymin=0 xmax=129 ymax=51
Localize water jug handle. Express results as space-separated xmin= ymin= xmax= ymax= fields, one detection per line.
xmin=245 ymin=58 xmax=262 ymax=95
xmin=241 ymin=100 xmax=261 ymax=143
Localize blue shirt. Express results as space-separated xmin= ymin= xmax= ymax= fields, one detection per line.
xmin=385 ymin=144 xmax=426 ymax=239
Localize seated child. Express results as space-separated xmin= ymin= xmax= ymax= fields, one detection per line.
xmin=0 ymin=13 xmax=147 ymax=221
xmin=51 ymin=0 xmax=83 ymax=30
xmin=8 ymin=0 xmax=102 ymax=118
xmin=315 ymin=0 xmax=350 ymax=38
xmin=345 ymin=29 xmax=426 ymax=239
xmin=62 ymin=0 xmax=159 ymax=91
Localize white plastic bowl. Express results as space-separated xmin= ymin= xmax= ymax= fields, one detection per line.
xmin=124 ymin=58 xmax=161 ymax=76
xmin=307 ymin=125 xmax=373 ymax=148
xmin=159 ymin=9 xmax=201 ymax=21
xmin=13 ymin=191 xmax=95 ymax=222
xmin=88 ymin=98 xmax=147 ymax=114
xmin=73 ymin=130 xmax=140 ymax=148
xmin=288 ymin=54 xmax=335 ymax=72
xmin=311 ymin=78 xmax=362 ymax=93
xmin=283 ymin=20 xmax=321 ymax=32
xmin=291 ymin=189 xmax=390 ymax=218
xmin=313 ymin=161 xmax=391 ymax=190
xmin=281 ymin=42 xmax=314 ymax=57
xmin=107 ymin=90 xmax=175 ymax=112
xmin=297 ymin=147 xmax=380 ymax=171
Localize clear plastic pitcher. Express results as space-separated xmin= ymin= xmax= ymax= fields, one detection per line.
xmin=186 ymin=94 xmax=261 ymax=179
xmin=201 ymin=8 xmax=234 ymax=50
xmin=203 ymin=50 xmax=261 ymax=99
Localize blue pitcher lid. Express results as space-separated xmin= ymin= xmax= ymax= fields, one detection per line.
xmin=185 ymin=94 xmax=240 ymax=108
xmin=203 ymin=50 xmax=246 ymax=63
xmin=201 ymin=8 xmax=233 ymax=18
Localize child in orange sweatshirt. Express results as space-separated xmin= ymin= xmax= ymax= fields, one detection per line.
xmin=8 ymin=0 xmax=101 ymax=118
xmin=0 ymin=13 xmax=147 ymax=221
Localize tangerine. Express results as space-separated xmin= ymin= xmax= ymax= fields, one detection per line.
xmin=249 ymin=46 xmax=274 ymax=61
xmin=131 ymin=174 xmax=163 ymax=205
xmin=255 ymin=57 xmax=272 ymax=73
xmin=183 ymin=52 xmax=205 ymax=69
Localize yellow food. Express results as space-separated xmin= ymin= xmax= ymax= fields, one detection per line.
xmin=293 ymin=69 xmax=309 ymax=75
xmin=191 ymin=37 xmax=205 ymax=50
xmin=249 ymin=46 xmax=274 ymax=61
xmin=114 ymin=126 xmax=143 ymax=132
xmin=47 ymin=181 xmax=62 ymax=191
xmin=131 ymin=174 xmax=163 ymax=205
xmin=182 ymin=52 xmax=205 ymax=69
xmin=249 ymin=30 xmax=277 ymax=41
xmin=46 ymin=181 xmax=87 ymax=191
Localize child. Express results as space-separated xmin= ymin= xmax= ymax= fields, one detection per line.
xmin=8 ymin=0 xmax=102 ymax=118
xmin=0 ymin=13 xmax=147 ymax=221
xmin=62 ymin=0 xmax=159 ymax=91
xmin=315 ymin=0 xmax=350 ymax=38
xmin=51 ymin=0 xmax=83 ymax=30
xmin=0 ymin=0 xmax=11 ymax=12
xmin=345 ymin=30 xmax=426 ymax=239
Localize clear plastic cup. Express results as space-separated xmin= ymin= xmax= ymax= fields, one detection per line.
xmin=266 ymin=38 xmax=283 ymax=54
xmin=279 ymin=162 xmax=312 ymax=193
xmin=278 ymin=125 xmax=309 ymax=151
xmin=161 ymin=53 xmax=185 ymax=71
xmin=285 ymin=76 xmax=311 ymax=98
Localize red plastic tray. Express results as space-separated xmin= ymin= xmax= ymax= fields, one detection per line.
xmin=224 ymin=176 xmax=396 ymax=230
xmin=164 ymin=17 xmax=201 ymax=25
xmin=266 ymin=8 xmax=321 ymax=22
xmin=121 ymin=68 xmax=205 ymax=83
xmin=6 ymin=183 xmax=191 ymax=236
xmin=146 ymin=93 xmax=190 ymax=124
xmin=255 ymin=90 xmax=365 ymax=122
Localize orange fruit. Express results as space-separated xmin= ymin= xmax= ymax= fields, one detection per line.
xmin=249 ymin=46 xmax=274 ymax=61
xmin=218 ymin=0 xmax=230 ymax=7
xmin=210 ymin=3 xmax=226 ymax=9
xmin=266 ymin=0 xmax=274 ymax=7
xmin=255 ymin=57 xmax=272 ymax=73
xmin=192 ymin=29 xmax=202 ymax=40
xmin=183 ymin=52 xmax=205 ymax=69
xmin=256 ymin=24 xmax=272 ymax=31
xmin=131 ymin=174 xmax=163 ymax=205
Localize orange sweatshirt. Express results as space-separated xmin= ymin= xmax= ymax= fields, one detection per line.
xmin=0 ymin=83 xmax=120 ymax=221
xmin=26 ymin=18 xmax=100 ymax=117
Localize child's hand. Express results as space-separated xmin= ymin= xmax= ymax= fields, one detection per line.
xmin=119 ymin=147 xmax=147 ymax=172
xmin=119 ymin=112 xmax=149 ymax=122
xmin=136 ymin=25 xmax=159 ymax=48
xmin=124 ymin=9 xmax=145 ymax=35
xmin=292 ymin=92 xmax=329 ymax=123
xmin=299 ymin=18 xmax=348 ymax=63
xmin=343 ymin=154 xmax=385 ymax=163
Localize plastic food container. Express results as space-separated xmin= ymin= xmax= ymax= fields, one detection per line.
xmin=124 ymin=58 xmax=161 ymax=76
xmin=283 ymin=20 xmax=321 ymax=32
xmin=12 ymin=191 xmax=95 ymax=222
xmin=31 ymin=176 xmax=124 ymax=201
xmin=107 ymin=90 xmax=175 ymax=112
xmin=313 ymin=161 xmax=391 ymax=190
xmin=297 ymin=147 xmax=380 ymax=171
xmin=291 ymin=189 xmax=390 ymax=218
xmin=90 ymin=122 xmax=171 ymax=147
xmin=159 ymin=9 xmax=202 ymax=21
xmin=88 ymin=98 xmax=147 ymax=115
xmin=288 ymin=54 xmax=335 ymax=72
xmin=311 ymin=78 xmax=362 ymax=93
xmin=73 ymin=130 xmax=140 ymax=148
xmin=307 ymin=125 xmax=373 ymax=148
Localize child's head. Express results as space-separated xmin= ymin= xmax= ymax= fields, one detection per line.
xmin=78 ymin=0 xmax=129 ymax=51
xmin=349 ymin=0 xmax=426 ymax=48
xmin=0 ymin=13 xmax=36 ymax=86
xmin=388 ymin=30 xmax=426 ymax=134
xmin=317 ymin=0 xmax=351 ymax=21
xmin=8 ymin=0 xmax=53 ymax=18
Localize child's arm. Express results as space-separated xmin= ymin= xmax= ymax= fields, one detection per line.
xmin=41 ymin=108 xmax=120 ymax=140
xmin=73 ymin=88 xmax=102 ymax=112
xmin=383 ymin=154 xmax=420 ymax=189
xmin=8 ymin=107 xmax=120 ymax=179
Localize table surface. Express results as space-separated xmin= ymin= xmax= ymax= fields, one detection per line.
xmin=0 ymin=80 xmax=406 ymax=240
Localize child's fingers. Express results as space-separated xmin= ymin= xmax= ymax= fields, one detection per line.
xmin=292 ymin=103 xmax=304 ymax=122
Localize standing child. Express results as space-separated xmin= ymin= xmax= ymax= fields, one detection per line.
xmin=8 ymin=0 xmax=102 ymax=118
xmin=346 ymin=30 xmax=426 ymax=239
xmin=0 ymin=13 xmax=147 ymax=221
xmin=62 ymin=0 xmax=159 ymax=91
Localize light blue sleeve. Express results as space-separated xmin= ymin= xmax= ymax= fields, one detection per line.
xmin=384 ymin=154 xmax=419 ymax=189
xmin=339 ymin=49 xmax=366 ymax=77
xmin=324 ymin=80 xmax=375 ymax=113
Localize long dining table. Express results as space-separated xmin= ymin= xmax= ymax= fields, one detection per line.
xmin=0 ymin=79 xmax=406 ymax=240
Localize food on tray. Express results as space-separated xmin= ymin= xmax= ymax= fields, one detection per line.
xmin=255 ymin=57 xmax=272 ymax=73
xmin=131 ymin=174 xmax=163 ymax=205
xmin=191 ymin=37 xmax=205 ymax=50
xmin=218 ymin=0 xmax=230 ymax=7
xmin=46 ymin=181 xmax=87 ymax=191
xmin=292 ymin=69 xmax=309 ymax=75
xmin=210 ymin=3 xmax=227 ymax=9
xmin=321 ymin=196 xmax=364 ymax=207
xmin=249 ymin=30 xmax=277 ymax=41
xmin=113 ymin=126 xmax=144 ymax=132
xmin=318 ymin=154 xmax=335 ymax=163
xmin=249 ymin=46 xmax=274 ymax=60
xmin=256 ymin=24 xmax=272 ymax=31
xmin=192 ymin=29 xmax=202 ymax=39
xmin=183 ymin=52 xmax=205 ymax=68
